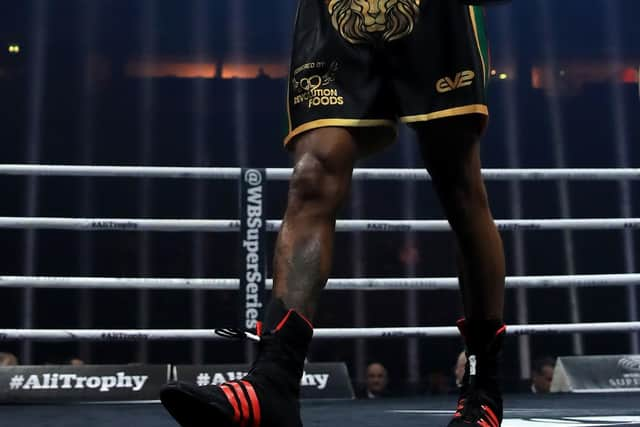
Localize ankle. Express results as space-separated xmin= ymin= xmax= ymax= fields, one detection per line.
xmin=250 ymin=299 xmax=313 ymax=393
xmin=459 ymin=318 xmax=505 ymax=352
xmin=263 ymin=299 xmax=313 ymax=352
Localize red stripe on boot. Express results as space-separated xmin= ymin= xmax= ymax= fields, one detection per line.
xmin=220 ymin=384 xmax=241 ymax=423
xmin=230 ymin=382 xmax=250 ymax=427
xmin=241 ymin=380 xmax=261 ymax=427
xmin=274 ymin=309 xmax=313 ymax=332
xmin=483 ymin=405 xmax=500 ymax=427
xmin=274 ymin=310 xmax=293 ymax=332
xmin=297 ymin=312 xmax=314 ymax=329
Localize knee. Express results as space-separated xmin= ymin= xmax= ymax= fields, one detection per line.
xmin=435 ymin=176 xmax=490 ymax=231
xmin=288 ymin=152 xmax=350 ymax=213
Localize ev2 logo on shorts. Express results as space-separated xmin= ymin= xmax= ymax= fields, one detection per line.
xmin=436 ymin=70 xmax=475 ymax=93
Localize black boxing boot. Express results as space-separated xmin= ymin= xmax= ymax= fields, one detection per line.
xmin=448 ymin=318 xmax=506 ymax=427
xmin=161 ymin=299 xmax=313 ymax=427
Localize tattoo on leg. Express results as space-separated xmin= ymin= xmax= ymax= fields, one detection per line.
xmin=280 ymin=237 xmax=326 ymax=318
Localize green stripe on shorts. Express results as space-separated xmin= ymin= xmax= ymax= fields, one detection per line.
xmin=471 ymin=6 xmax=491 ymax=89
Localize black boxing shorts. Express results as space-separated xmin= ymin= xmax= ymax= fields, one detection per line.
xmin=285 ymin=0 xmax=491 ymax=148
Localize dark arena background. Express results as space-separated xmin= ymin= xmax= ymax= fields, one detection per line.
xmin=0 ymin=1 xmax=639 ymax=426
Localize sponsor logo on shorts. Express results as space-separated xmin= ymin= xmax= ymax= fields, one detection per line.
xmin=292 ymin=61 xmax=345 ymax=109
xmin=436 ymin=70 xmax=475 ymax=93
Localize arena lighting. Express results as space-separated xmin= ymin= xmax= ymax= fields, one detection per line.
xmin=231 ymin=0 xmax=249 ymax=165
xmin=499 ymin=73 xmax=508 ymax=80
xmin=538 ymin=0 xmax=584 ymax=357
xmin=495 ymin=5 xmax=529 ymax=379
xmin=137 ymin=0 xmax=156 ymax=364
xmin=190 ymin=0 xmax=210 ymax=364
xmin=8 ymin=44 xmax=20 ymax=54
xmin=604 ymin=0 xmax=639 ymax=353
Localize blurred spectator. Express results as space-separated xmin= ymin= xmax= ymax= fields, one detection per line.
xmin=359 ymin=362 xmax=389 ymax=399
xmin=531 ymin=357 xmax=555 ymax=393
xmin=454 ymin=351 xmax=467 ymax=388
xmin=68 ymin=358 xmax=85 ymax=366
xmin=398 ymin=241 xmax=421 ymax=270
xmin=0 ymin=352 xmax=18 ymax=366
xmin=256 ymin=67 xmax=270 ymax=80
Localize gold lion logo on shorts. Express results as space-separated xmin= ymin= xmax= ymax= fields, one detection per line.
xmin=327 ymin=0 xmax=421 ymax=44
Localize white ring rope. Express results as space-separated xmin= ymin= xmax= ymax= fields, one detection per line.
xmin=1 ymin=322 xmax=639 ymax=341
xmin=2 ymin=164 xmax=640 ymax=181
xmin=1 ymin=217 xmax=640 ymax=232
xmin=0 ymin=274 xmax=638 ymax=291
xmin=1 ymin=167 xmax=636 ymax=346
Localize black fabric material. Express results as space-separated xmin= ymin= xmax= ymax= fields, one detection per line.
xmin=263 ymin=298 xmax=289 ymax=331
xmin=286 ymin=0 xmax=489 ymax=145
xmin=252 ymin=301 xmax=313 ymax=396
xmin=160 ymin=303 xmax=313 ymax=427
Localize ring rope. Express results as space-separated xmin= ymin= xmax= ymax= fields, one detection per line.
xmin=0 ymin=274 xmax=638 ymax=291
xmin=1 ymin=217 xmax=640 ymax=232
xmin=1 ymin=322 xmax=639 ymax=341
xmin=2 ymin=164 xmax=640 ymax=181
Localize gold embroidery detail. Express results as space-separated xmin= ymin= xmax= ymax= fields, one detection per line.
xmin=327 ymin=0 xmax=421 ymax=44
xmin=436 ymin=71 xmax=475 ymax=93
